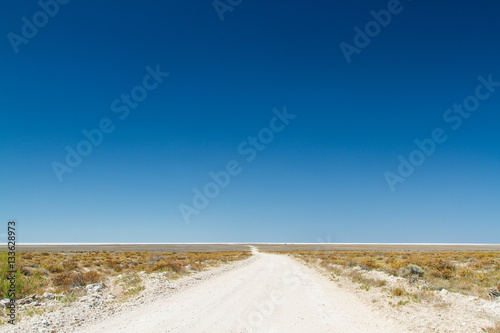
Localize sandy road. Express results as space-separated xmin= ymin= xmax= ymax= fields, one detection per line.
xmin=76 ymin=247 xmax=407 ymax=333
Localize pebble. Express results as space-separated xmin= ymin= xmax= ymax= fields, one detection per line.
xmin=43 ymin=292 xmax=55 ymax=300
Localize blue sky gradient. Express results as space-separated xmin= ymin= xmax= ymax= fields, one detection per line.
xmin=1 ymin=0 xmax=499 ymax=243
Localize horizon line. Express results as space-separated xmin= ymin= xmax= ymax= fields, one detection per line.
xmin=8 ymin=242 xmax=500 ymax=246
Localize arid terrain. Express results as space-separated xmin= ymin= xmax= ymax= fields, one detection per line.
xmin=1 ymin=244 xmax=499 ymax=332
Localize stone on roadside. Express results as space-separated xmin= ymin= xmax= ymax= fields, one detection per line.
xmin=43 ymin=292 xmax=55 ymax=300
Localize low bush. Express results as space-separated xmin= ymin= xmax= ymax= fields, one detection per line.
xmin=391 ymin=287 xmax=406 ymax=297
xmin=0 ymin=249 xmax=250 ymax=303
xmin=399 ymin=264 xmax=425 ymax=277
xmin=288 ymin=249 xmax=500 ymax=298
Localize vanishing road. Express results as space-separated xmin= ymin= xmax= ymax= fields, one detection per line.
xmin=76 ymin=247 xmax=407 ymax=333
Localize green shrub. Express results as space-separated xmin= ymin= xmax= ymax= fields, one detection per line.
xmin=400 ymin=264 xmax=425 ymax=277
xmin=0 ymin=251 xmax=45 ymax=299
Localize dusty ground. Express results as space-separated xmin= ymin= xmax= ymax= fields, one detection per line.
xmin=3 ymin=247 xmax=499 ymax=332
xmin=299 ymin=256 xmax=500 ymax=332
xmin=72 ymin=246 xmax=406 ymax=333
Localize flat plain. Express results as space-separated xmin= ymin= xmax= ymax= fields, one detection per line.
xmin=1 ymin=243 xmax=499 ymax=332
xmin=15 ymin=242 xmax=500 ymax=252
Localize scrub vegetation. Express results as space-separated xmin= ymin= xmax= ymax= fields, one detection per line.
xmin=287 ymin=250 xmax=500 ymax=298
xmin=0 ymin=250 xmax=250 ymax=299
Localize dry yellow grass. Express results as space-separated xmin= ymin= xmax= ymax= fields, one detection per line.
xmin=285 ymin=250 xmax=500 ymax=298
xmin=0 ymin=250 xmax=250 ymax=300
xmin=485 ymin=322 xmax=500 ymax=333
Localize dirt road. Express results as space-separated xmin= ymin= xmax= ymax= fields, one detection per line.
xmin=76 ymin=247 xmax=407 ymax=333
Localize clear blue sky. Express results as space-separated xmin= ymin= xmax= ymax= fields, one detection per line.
xmin=1 ymin=1 xmax=499 ymax=243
